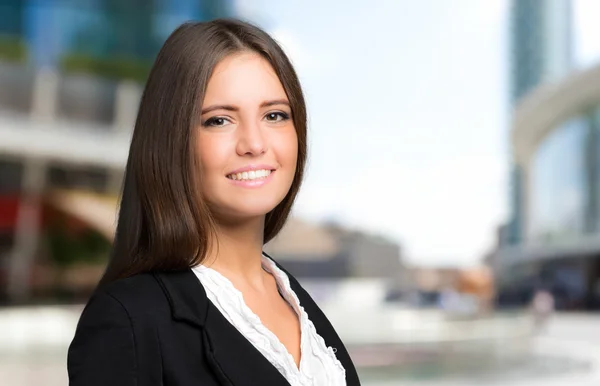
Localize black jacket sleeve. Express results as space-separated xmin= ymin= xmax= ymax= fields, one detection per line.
xmin=67 ymin=291 xmax=138 ymax=386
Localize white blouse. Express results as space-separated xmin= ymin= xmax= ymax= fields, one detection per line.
xmin=192 ymin=254 xmax=347 ymax=386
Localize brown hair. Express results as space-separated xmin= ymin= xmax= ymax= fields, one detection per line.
xmin=99 ymin=19 xmax=307 ymax=286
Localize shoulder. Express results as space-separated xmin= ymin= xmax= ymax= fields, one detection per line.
xmin=69 ymin=273 xmax=171 ymax=385
xmin=101 ymin=273 xmax=162 ymax=302
xmin=81 ymin=272 xmax=170 ymax=325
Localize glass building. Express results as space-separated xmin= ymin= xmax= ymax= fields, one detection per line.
xmin=0 ymin=0 xmax=234 ymax=69
xmin=496 ymin=64 xmax=600 ymax=310
xmin=529 ymin=117 xmax=588 ymax=244
xmin=495 ymin=0 xmax=600 ymax=310
xmin=505 ymin=0 xmax=572 ymax=246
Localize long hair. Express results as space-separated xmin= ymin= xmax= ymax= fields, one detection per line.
xmin=99 ymin=19 xmax=307 ymax=286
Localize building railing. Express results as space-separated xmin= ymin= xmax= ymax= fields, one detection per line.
xmin=0 ymin=60 xmax=142 ymax=133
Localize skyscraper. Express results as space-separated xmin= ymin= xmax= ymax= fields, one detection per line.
xmin=506 ymin=0 xmax=573 ymax=246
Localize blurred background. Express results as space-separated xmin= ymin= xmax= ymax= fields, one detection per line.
xmin=0 ymin=0 xmax=599 ymax=385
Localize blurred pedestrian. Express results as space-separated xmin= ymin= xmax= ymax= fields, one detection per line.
xmin=531 ymin=289 xmax=554 ymax=331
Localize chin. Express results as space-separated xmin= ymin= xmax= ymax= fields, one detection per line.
xmin=212 ymin=197 xmax=284 ymax=222
xmin=231 ymin=201 xmax=280 ymax=218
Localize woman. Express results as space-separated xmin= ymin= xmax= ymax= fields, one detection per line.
xmin=67 ymin=18 xmax=361 ymax=386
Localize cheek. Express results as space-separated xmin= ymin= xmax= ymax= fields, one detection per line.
xmin=196 ymin=135 xmax=228 ymax=175
xmin=279 ymin=130 xmax=299 ymax=167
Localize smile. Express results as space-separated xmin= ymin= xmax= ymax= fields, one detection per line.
xmin=226 ymin=169 xmax=272 ymax=181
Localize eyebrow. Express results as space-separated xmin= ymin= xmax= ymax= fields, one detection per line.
xmin=201 ymin=99 xmax=290 ymax=115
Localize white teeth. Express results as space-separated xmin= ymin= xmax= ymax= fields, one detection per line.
xmin=227 ymin=169 xmax=273 ymax=181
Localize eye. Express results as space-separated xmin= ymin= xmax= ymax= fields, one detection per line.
xmin=264 ymin=112 xmax=290 ymax=122
xmin=202 ymin=116 xmax=231 ymax=127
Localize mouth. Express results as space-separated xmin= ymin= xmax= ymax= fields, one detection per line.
xmin=226 ymin=168 xmax=275 ymax=182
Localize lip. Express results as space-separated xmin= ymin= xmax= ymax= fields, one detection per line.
xmin=226 ymin=164 xmax=276 ymax=175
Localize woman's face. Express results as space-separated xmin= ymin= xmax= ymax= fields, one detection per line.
xmin=197 ymin=52 xmax=298 ymax=223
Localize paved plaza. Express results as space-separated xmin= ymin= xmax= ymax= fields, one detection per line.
xmin=0 ymin=311 xmax=598 ymax=386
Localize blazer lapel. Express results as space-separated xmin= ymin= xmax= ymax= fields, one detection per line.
xmin=154 ymin=270 xmax=291 ymax=386
xmin=204 ymin=301 xmax=291 ymax=386
xmin=268 ymin=255 xmax=363 ymax=386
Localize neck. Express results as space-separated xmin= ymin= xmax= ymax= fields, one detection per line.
xmin=204 ymin=215 xmax=266 ymax=282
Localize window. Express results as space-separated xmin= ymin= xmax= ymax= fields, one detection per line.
xmin=48 ymin=165 xmax=109 ymax=193
xmin=529 ymin=117 xmax=587 ymax=244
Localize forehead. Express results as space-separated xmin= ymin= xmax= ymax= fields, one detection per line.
xmin=203 ymin=52 xmax=288 ymax=104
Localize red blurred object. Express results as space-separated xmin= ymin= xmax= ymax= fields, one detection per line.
xmin=0 ymin=194 xmax=20 ymax=231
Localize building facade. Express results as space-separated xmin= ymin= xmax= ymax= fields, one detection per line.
xmin=493 ymin=1 xmax=600 ymax=310
xmin=505 ymin=0 xmax=572 ymax=246
xmin=264 ymin=219 xmax=403 ymax=280
xmin=495 ymin=64 xmax=600 ymax=310
xmin=0 ymin=0 xmax=235 ymax=303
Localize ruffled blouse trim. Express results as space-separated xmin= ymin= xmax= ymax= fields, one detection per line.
xmin=192 ymin=254 xmax=346 ymax=386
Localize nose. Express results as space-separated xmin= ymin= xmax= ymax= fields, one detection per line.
xmin=236 ymin=119 xmax=268 ymax=156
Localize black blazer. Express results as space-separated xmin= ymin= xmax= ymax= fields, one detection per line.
xmin=67 ymin=258 xmax=361 ymax=386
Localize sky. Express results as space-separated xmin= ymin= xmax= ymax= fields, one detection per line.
xmin=235 ymin=0 xmax=600 ymax=268
xmin=573 ymin=0 xmax=600 ymax=67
